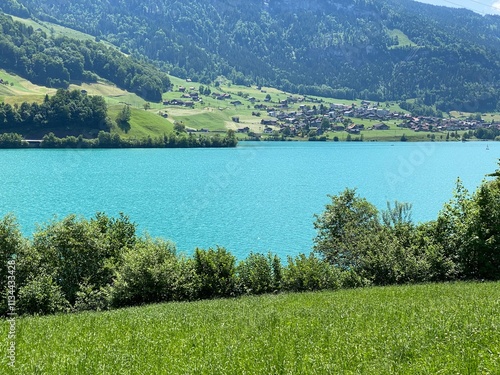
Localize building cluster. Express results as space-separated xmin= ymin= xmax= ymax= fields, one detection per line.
xmin=398 ymin=116 xmax=500 ymax=132
xmin=163 ymin=86 xmax=500 ymax=136
xmin=250 ymin=100 xmax=399 ymax=135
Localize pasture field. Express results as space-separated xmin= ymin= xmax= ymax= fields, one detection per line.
xmin=108 ymin=105 xmax=174 ymax=139
xmin=1 ymin=282 xmax=499 ymax=374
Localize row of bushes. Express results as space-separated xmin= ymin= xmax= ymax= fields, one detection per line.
xmin=41 ymin=130 xmax=238 ymax=148
xmin=0 ymin=130 xmax=238 ymax=149
xmin=0 ymin=213 xmax=363 ymax=316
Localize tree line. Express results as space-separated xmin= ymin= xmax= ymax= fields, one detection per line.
xmin=0 ymin=130 xmax=238 ymax=149
xmin=1 ymin=161 xmax=498 ymax=316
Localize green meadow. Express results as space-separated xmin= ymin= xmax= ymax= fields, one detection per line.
xmin=387 ymin=29 xmax=418 ymax=48
xmin=1 ymin=282 xmax=499 ymax=374
xmin=108 ymin=105 xmax=174 ymax=139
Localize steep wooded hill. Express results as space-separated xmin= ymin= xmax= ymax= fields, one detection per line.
xmin=0 ymin=12 xmax=170 ymax=101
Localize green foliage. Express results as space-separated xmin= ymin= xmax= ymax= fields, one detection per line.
xmin=382 ymin=201 xmax=413 ymax=228
xmin=471 ymin=181 xmax=500 ymax=279
xmin=33 ymin=130 xmax=239 ymax=149
xmin=0 ymin=0 xmax=30 ymax=17
xmin=7 ymin=213 xmax=134 ymax=315
xmin=237 ymin=252 xmax=281 ymax=294
xmin=115 ymin=105 xmax=131 ymax=133
xmin=313 ymin=172 xmax=500 ymax=285
xmin=475 ymin=127 xmax=500 ymax=140
xmin=73 ymin=282 xmax=111 ymax=312
xmin=17 ymin=274 xmax=70 ymax=315
xmin=30 ymin=214 xmax=131 ymax=305
xmin=193 ymin=247 xmax=237 ymax=299
xmin=358 ymin=225 xmax=438 ymax=285
xmin=0 ymin=215 xmax=26 ymax=315
xmin=0 ymin=133 xmax=28 ymax=147
xmin=173 ymin=122 xmax=186 ymax=133
xmin=313 ymin=188 xmax=380 ymax=269
xmin=435 ymin=177 xmax=500 ymax=280
xmin=0 ymin=89 xmax=111 ymax=137
xmin=111 ymin=238 xmax=198 ymax=307
xmin=282 ymin=253 xmax=342 ymax=292
xmin=0 ymin=13 xmax=170 ymax=101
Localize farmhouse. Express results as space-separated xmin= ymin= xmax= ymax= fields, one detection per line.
xmin=372 ymin=123 xmax=390 ymax=130
xmin=261 ymin=118 xmax=277 ymax=126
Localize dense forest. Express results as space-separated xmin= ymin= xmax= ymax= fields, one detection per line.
xmin=0 ymin=13 xmax=170 ymax=101
xmin=3 ymin=0 xmax=500 ymax=111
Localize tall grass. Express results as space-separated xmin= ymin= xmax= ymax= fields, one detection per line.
xmin=1 ymin=282 xmax=499 ymax=374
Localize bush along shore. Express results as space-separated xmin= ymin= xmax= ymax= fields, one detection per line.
xmin=0 ymin=130 xmax=238 ymax=149
xmin=1 ymin=161 xmax=499 ymax=317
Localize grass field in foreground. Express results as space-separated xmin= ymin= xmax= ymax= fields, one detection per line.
xmin=1 ymin=282 xmax=499 ymax=374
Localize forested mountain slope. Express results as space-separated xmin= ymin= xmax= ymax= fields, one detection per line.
xmin=0 ymin=13 xmax=170 ymax=101
xmin=2 ymin=0 xmax=500 ymax=111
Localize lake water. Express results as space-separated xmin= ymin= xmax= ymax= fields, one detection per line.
xmin=0 ymin=141 xmax=498 ymax=259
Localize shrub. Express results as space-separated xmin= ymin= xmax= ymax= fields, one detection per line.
xmin=433 ymin=178 xmax=500 ymax=280
xmin=282 ymin=253 xmax=342 ymax=292
xmin=313 ymin=188 xmax=380 ymax=269
xmin=193 ymin=247 xmax=237 ymax=299
xmin=73 ymin=282 xmax=111 ymax=312
xmin=31 ymin=213 xmax=136 ymax=305
xmin=17 ymin=274 xmax=70 ymax=315
xmin=340 ymin=270 xmax=372 ymax=289
xmin=237 ymin=252 xmax=281 ymax=294
xmin=111 ymin=238 xmax=199 ymax=307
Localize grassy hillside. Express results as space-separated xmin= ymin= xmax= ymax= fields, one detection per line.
xmin=0 ymin=69 xmax=143 ymax=106
xmin=1 ymin=282 xmax=499 ymax=374
xmin=387 ymin=28 xmax=417 ymax=48
xmin=108 ymin=105 xmax=174 ymax=138
xmin=0 ymin=70 xmax=55 ymax=102
xmin=0 ymin=68 xmax=176 ymax=139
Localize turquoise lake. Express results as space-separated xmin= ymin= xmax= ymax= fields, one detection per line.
xmin=0 ymin=141 xmax=498 ymax=259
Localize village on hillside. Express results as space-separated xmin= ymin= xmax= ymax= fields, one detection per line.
xmin=162 ymin=84 xmax=500 ymax=140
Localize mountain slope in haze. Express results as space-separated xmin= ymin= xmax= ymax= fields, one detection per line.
xmin=2 ymin=0 xmax=500 ymax=112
